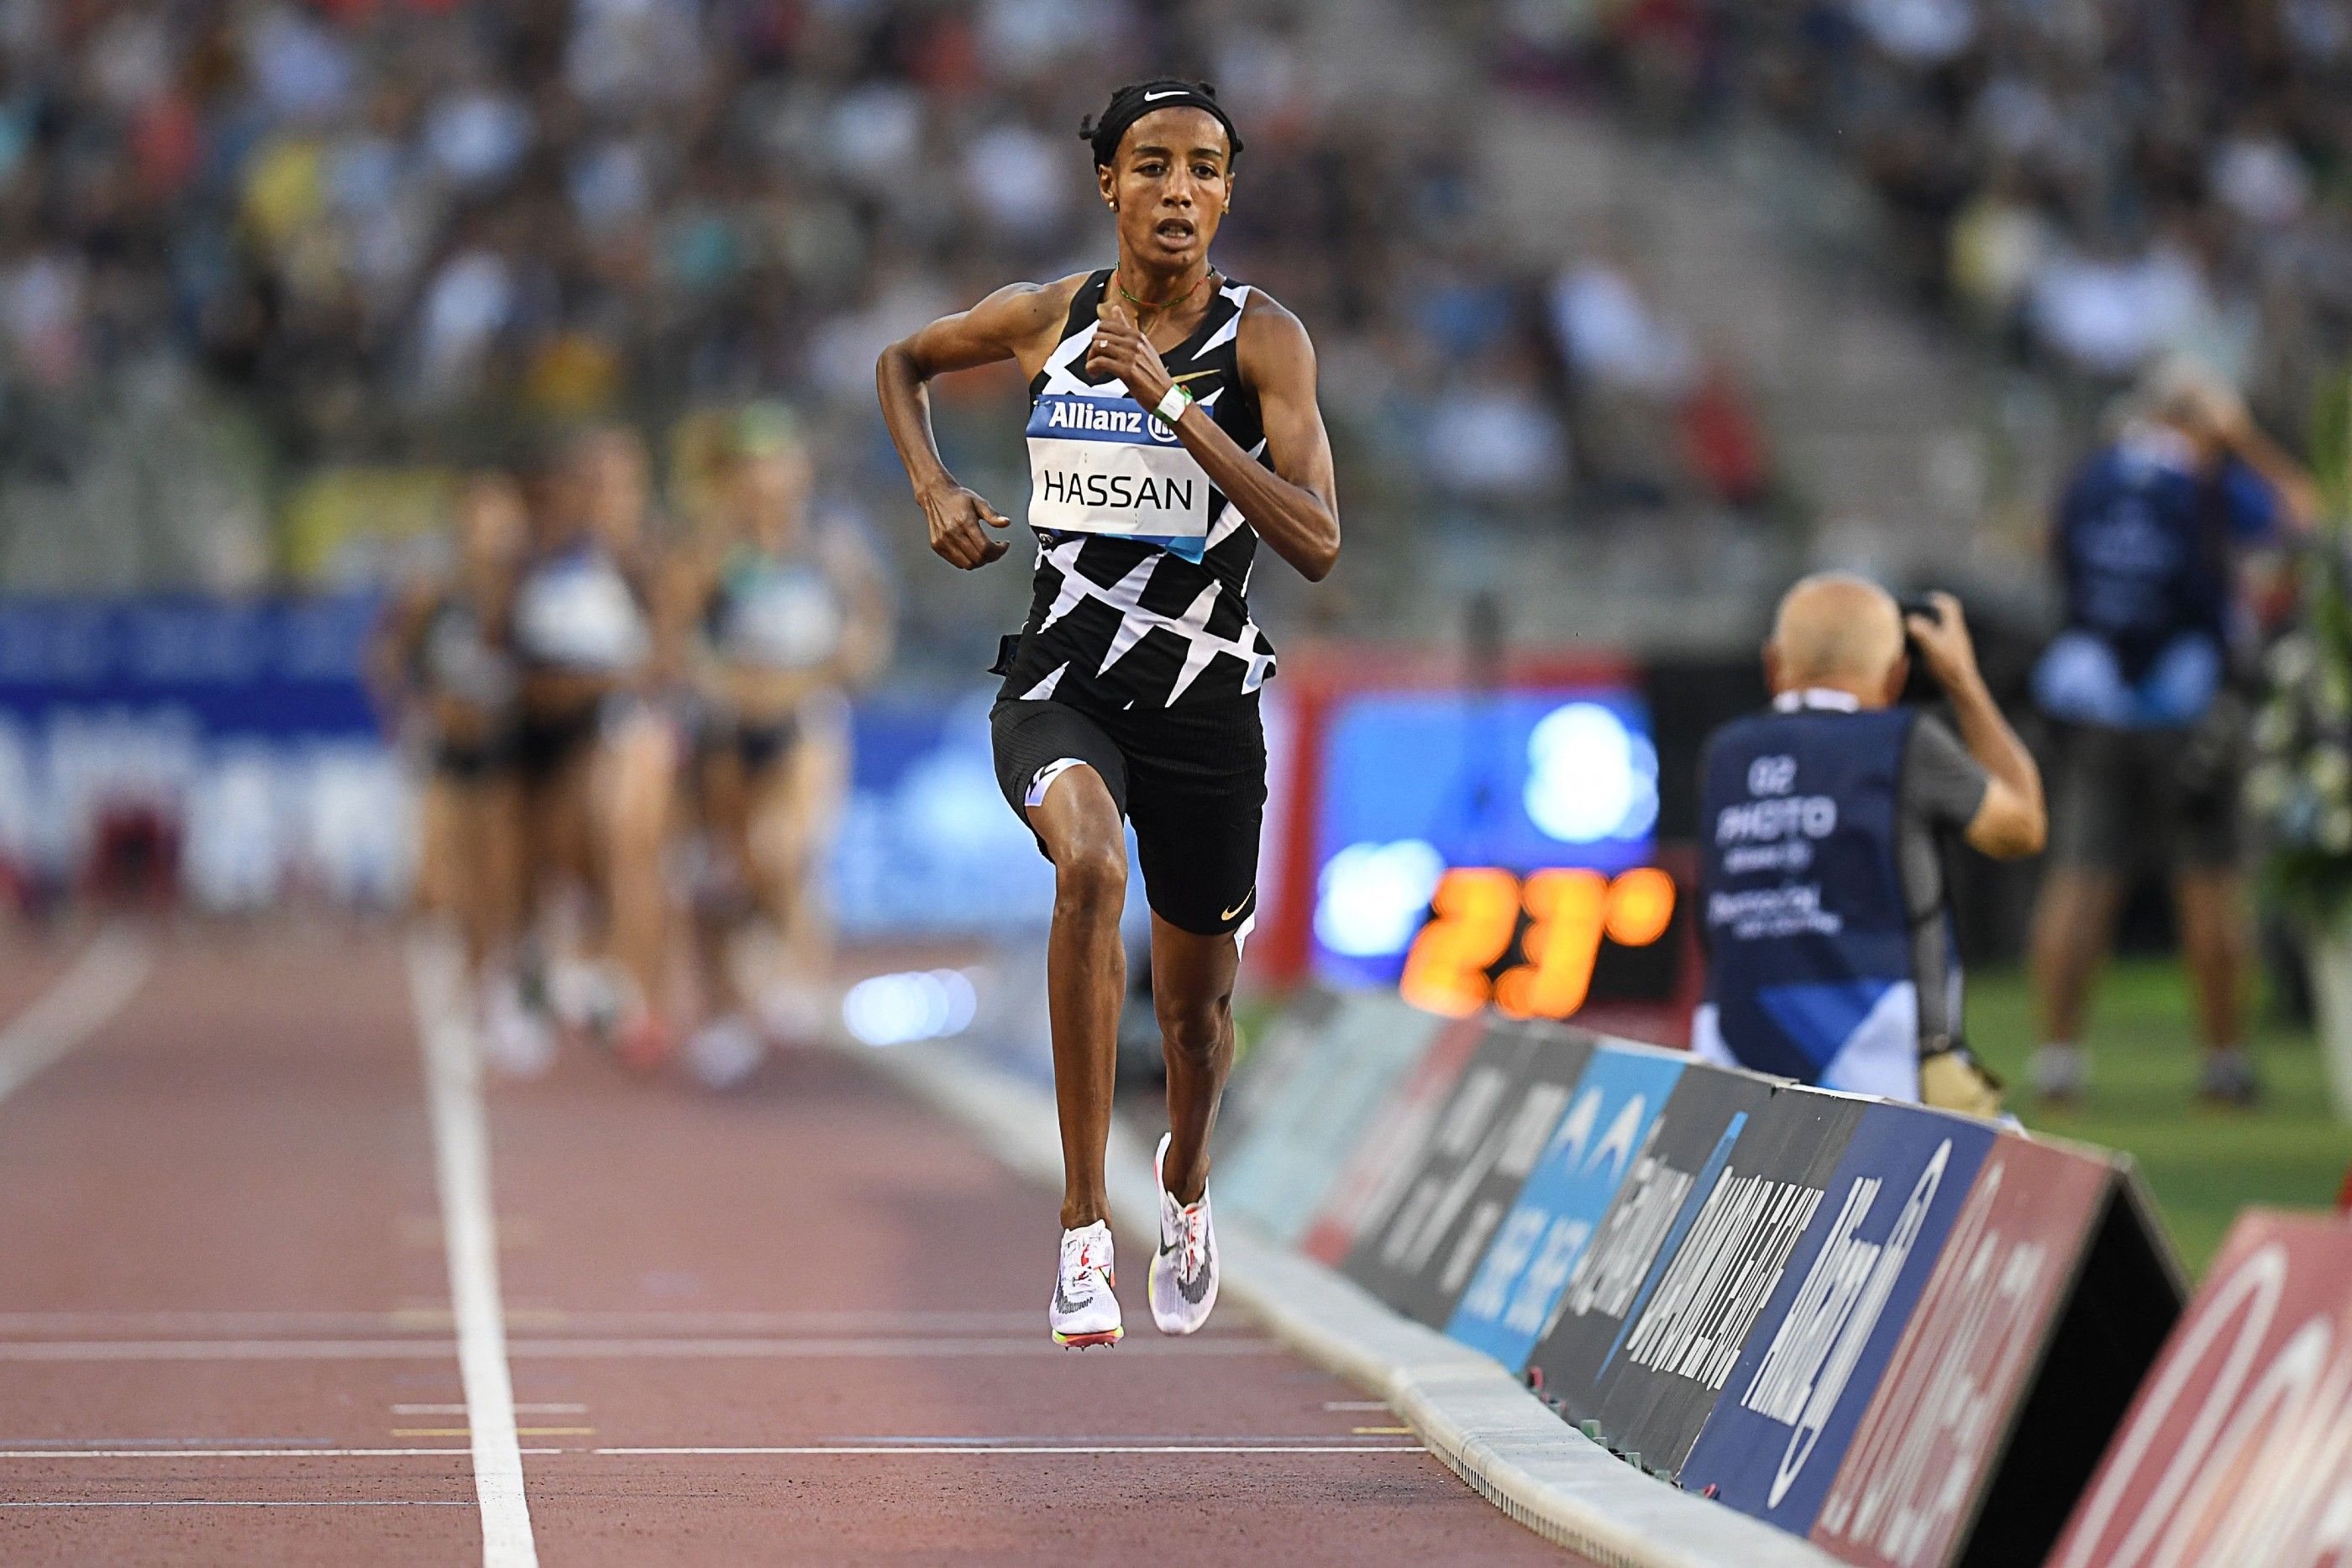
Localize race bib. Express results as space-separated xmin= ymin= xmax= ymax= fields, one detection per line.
xmin=1026 ymin=391 xmax=1213 ymax=542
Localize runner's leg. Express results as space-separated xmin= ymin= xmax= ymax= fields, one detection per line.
xmin=1026 ymin=764 xmax=1127 ymax=1231
xmin=748 ymin=725 xmax=848 ymax=1032
xmin=1151 ymin=915 xmax=1237 ymax=1205
xmin=597 ymin=710 xmax=678 ymax=1024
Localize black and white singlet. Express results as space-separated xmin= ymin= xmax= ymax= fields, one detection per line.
xmin=417 ymin=590 xmax=518 ymax=715
xmin=513 ymin=541 xmax=650 ymax=675
xmin=998 ymin=270 xmax=1278 ymax=712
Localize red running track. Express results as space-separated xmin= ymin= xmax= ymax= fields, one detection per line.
xmin=0 ymin=925 xmax=1584 ymax=1565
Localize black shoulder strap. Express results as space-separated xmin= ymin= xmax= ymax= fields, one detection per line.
xmin=1063 ymin=270 xmax=1111 ymax=338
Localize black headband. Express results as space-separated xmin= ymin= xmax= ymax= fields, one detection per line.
xmin=1081 ymin=81 xmax=1243 ymax=169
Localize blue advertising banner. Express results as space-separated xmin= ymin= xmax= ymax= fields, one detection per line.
xmin=832 ymin=687 xmax=1056 ymax=937
xmin=1445 ymin=1042 xmax=1685 ymax=1371
xmin=0 ymin=595 xmax=382 ymax=737
xmin=1677 ymin=1101 xmax=1999 ymax=1535
xmin=0 ymin=594 xmax=402 ymax=905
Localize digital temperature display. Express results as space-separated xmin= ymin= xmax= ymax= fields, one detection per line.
xmin=1398 ymin=866 xmax=1676 ymax=1020
xmin=1307 ymin=686 xmax=1679 ymax=1019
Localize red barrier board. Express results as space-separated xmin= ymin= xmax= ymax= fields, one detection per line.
xmin=2047 ymin=1209 xmax=2352 ymax=1568
xmin=1811 ymin=1134 xmax=2112 ymax=1567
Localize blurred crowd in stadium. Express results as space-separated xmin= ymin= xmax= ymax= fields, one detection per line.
xmin=2 ymin=0 xmax=1791 ymax=616
xmin=1503 ymin=0 xmax=2352 ymax=420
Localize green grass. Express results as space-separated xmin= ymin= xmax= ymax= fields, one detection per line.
xmin=1967 ymin=961 xmax=2349 ymax=1277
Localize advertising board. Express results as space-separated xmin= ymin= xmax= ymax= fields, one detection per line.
xmin=1298 ymin=1012 xmax=1488 ymax=1266
xmin=1809 ymin=1134 xmax=2112 ymax=1568
xmin=1529 ymin=1083 xmax=1861 ymax=1473
xmin=1445 ymin=1043 xmax=1689 ymax=1371
xmin=2047 ymin=1209 xmax=2352 ymax=1568
xmin=1678 ymin=1104 xmax=1999 ymax=1534
xmin=1342 ymin=1018 xmax=1594 ymax=1324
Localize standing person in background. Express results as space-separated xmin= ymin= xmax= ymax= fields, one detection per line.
xmin=512 ymin=426 xmax=678 ymax=1071
xmin=370 ymin=472 xmax=544 ymax=1069
xmin=2028 ymin=359 xmax=2318 ymax=1106
xmin=669 ymin=406 xmax=891 ymax=1089
xmin=1693 ymin=576 xmax=2046 ymax=1112
xmin=876 ymin=81 xmax=1340 ymax=1347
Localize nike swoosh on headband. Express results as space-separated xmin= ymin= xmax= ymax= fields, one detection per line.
xmin=1143 ymin=89 xmax=1187 ymax=101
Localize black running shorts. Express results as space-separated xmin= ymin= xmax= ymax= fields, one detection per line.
xmin=990 ymin=695 xmax=1266 ymax=936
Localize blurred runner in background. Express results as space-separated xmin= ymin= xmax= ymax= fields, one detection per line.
xmin=2028 ymin=359 xmax=2318 ymax=1107
xmin=372 ymin=472 xmax=541 ymax=1067
xmin=512 ymin=424 xmax=679 ymax=1071
xmin=670 ymin=406 xmax=890 ymax=1089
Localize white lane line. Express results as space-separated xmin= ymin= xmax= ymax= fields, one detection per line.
xmin=593 ymin=1445 xmax=1427 ymax=1456
xmin=407 ymin=935 xmax=538 ymax=1568
xmin=0 ymin=1335 xmax=1280 ymax=1361
xmin=0 ymin=925 xmax=151 ymax=1105
xmin=0 ymin=1449 xmax=564 ymax=1460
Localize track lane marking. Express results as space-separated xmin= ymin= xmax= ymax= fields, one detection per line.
xmin=0 ymin=924 xmax=150 ymax=1105
xmin=1 ymin=1501 xmax=479 ymax=1509
xmin=0 ymin=1448 xmax=564 ymax=1460
xmin=407 ymin=935 xmax=538 ymax=1568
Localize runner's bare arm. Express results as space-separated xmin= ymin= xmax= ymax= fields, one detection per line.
xmin=1087 ymin=295 xmax=1340 ymax=581
xmin=877 ymin=280 xmax=1075 ymax=571
xmin=364 ymin=578 xmax=435 ymax=737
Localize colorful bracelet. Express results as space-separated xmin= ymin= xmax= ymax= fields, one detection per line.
xmin=1152 ymin=383 xmax=1194 ymax=429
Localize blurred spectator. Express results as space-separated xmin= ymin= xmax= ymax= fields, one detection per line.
xmin=2025 ymin=357 xmax=2320 ymax=1109
xmin=1549 ymin=253 xmax=1694 ymax=398
xmin=1423 ymin=350 xmax=1571 ymax=508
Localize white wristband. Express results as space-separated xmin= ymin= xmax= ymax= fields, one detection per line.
xmin=1152 ymin=383 xmax=1193 ymax=428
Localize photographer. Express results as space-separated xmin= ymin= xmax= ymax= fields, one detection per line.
xmin=2026 ymin=359 xmax=2317 ymax=1106
xmin=1692 ymin=574 xmax=2046 ymax=1114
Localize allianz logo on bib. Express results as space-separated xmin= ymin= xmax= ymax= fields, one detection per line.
xmin=1034 ymin=393 xmax=1182 ymax=444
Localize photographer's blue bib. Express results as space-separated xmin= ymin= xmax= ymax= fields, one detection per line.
xmin=2036 ymin=426 xmax=2281 ymax=728
xmin=1690 ymin=695 xmax=1929 ymax=1100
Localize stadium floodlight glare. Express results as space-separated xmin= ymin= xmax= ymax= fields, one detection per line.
xmin=1524 ymin=702 xmax=1660 ymax=844
xmin=1315 ymin=838 xmax=1446 ymax=957
xmin=842 ymin=968 xmax=980 ymax=1047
